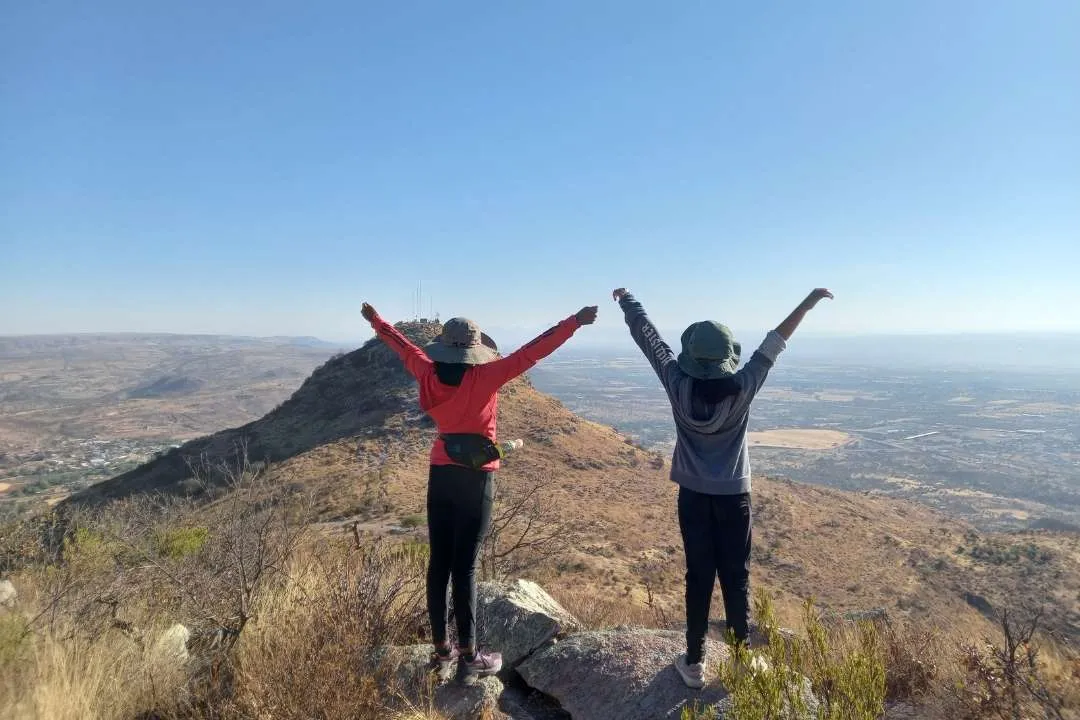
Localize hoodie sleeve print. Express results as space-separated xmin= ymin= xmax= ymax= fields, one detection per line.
xmin=479 ymin=316 xmax=581 ymax=389
xmin=736 ymin=331 xmax=788 ymax=399
xmin=370 ymin=315 xmax=433 ymax=380
xmin=619 ymin=294 xmax=680 ymax=395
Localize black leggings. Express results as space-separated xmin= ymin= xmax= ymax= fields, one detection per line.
xmin=426 ymin=464 xmax=494 ymax=649
xmin=678 ymin=486 xmax=752 ymax=664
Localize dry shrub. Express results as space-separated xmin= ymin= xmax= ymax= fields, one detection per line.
xmin=551 ymin=586 xmax=661 ymax=630
xmin=227 ymin=536 xmax=429 ymax=719
xmin=875 ymin=622 xmax=942 ymax=702
xmin=481 ymin=470 xmax=584 ymax=582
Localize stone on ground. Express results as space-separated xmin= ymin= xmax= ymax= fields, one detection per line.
xmin=517 ymin=628 xmax=731 ymax=720
xmin=478 ymin=578 xmax=579 ymax=667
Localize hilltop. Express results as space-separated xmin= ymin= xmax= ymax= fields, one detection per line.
xmin=67 ymin=320 xmax=1080 ymax=645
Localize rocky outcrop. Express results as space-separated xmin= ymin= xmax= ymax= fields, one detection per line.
xmin=363 ymin=582 xmax=821 ymax=719
xmin=518 ymin=629 xmax=732 ymax=720
xmin=373 ymin=644 xmax=507 ymax=720
xmin=478 ymin=579 xmax=579 ymax=667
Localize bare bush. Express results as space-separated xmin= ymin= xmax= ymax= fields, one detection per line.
xmin=948 ymin=606 xmax=1071 ymax=720
xmin=480 ymin=470 xmax=582 ymax=581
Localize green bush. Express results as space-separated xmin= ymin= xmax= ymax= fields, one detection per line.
xmin=681 ymin=700 xmax=719 ymax=719
xmin=715 ymin=591 xmax=886 ymax=720
xmin=152 ymin=526 xmax=210 ymax=559
xmin=394 ymin=539 xmax=430 ymax=566
xmin=64 ymin=526 xmax=115 ymax=573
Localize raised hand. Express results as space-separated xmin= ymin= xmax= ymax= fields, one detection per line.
xmin=576 ymin=306 xmax=599 ymax=326
xmin=612 ymin=288 xmax=629 ymax=302
xmin=361 ymin=303 xmax=377 ymax=322
xmin=799 ymin=288 xmax=834 ymax=310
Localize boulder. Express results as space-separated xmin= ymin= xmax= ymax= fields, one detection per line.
xmin=478 ymin=579 xmax=579 ymax=667
xmin=153 ymin=623 xmax=191 ymax=664
xmin=0 ymin=579 xmax=16 ymax=608
xmin=373 ymin=644 xmax=507 ymax=720
xmin=435 ymin=677 xmax=506 ymax=720
xmin=518 ymin=629 xmax=732 ymax=720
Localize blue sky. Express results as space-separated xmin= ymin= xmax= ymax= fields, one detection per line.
xmin=3 ymin=0 xmax=1078 ymax=344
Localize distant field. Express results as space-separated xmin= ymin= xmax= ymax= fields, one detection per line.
xmin=748 ymin=428 xmax=853 ymax=450
xmin=0 ymin=482 xmax=12 ymax=494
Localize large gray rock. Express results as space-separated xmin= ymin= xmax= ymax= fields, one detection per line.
xmin=435 ymin=676 xmax=506 ymax=720
xmin=518 ymin=629 xmax=732 ymax=720
xmin=374 ymin=644 xmax=507 ymax=720
xmin=478 ymin=579 xmax=579 ymax=667
xmin=0 ymin=579 xmax=16 ymax=607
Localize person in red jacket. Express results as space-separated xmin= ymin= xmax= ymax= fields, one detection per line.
xmin=362 ymin=301 xmax=598 ymax=680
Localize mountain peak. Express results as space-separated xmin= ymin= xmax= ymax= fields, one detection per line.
xmin=68 ymin=319 xmax=447 ymax=504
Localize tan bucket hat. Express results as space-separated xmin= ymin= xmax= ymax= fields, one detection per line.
xmin=423 ymin=317 xmax=499 ymax=364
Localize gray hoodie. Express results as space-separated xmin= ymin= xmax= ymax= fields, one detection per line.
xmin=619 ymin=294 xmax=787 ymax=495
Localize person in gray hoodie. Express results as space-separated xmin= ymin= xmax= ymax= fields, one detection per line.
xmin=613 ymin=286 xmax=833 ymax=689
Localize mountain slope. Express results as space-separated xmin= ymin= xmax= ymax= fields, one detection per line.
xmin=70 ymin=321 xmax=1080 ymax=642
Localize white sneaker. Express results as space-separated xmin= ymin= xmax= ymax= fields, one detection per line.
xmin=675 ymin=653 xmax=706 ymax=689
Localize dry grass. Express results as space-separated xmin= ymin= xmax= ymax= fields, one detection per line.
xmin=0 ymin=532 xmax=441 ymax=720
xmin=0 ymin=610 xmax=188 ymax=720
xmin=227 ymin=537 xmax=430 ymax=719
xmin=552 ymin=586 xmax=667 ymax=630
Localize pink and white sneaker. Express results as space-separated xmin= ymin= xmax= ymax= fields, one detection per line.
xmin=460 ymin=648 xmax=503 ymax=678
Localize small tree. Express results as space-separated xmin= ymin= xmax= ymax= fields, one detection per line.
xmin=480 ymin=470 xmax=582 ymax=581
xmin=952 ymin=606 xmax=1068 ymax=720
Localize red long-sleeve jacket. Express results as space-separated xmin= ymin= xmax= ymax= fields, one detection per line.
xmin=370 ymin=314 xmax=581 ymax=470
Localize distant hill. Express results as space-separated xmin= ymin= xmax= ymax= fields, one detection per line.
xmin=69 ymin=321 xmax=1080 ymax=643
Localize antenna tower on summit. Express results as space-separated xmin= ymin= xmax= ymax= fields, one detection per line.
xmin=411 ymin=280 xmax=437 ymax=322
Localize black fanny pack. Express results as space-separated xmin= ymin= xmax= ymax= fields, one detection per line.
xmin=440 ymin=434 xmax=501 ymax=470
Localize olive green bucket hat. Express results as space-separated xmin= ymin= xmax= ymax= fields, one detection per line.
xmin=424 ymin=317 xmax=499 ymax=365
xmin=677 ymin=321 xmax=741 ymax=379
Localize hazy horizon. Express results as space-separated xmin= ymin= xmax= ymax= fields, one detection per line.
xmin=6 ymin=328 xmax=1080 ymax=373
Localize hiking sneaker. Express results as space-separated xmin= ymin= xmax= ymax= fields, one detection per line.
xmin=675 ymin=653 xmax=706 ymax=689
xmin=430 ymin=646 xmax=458 ymax=681
xmin=460 ymin=648 xmax=503 ymax=678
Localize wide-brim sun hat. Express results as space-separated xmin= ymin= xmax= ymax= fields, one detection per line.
xmin=424 ymin=317 xmax=500 ymax=364
xmin=677 ymin=320 xmax=741 ymax=380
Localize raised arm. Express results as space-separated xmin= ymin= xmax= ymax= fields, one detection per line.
xmin=361 ymin=302 xmax=432 ymax=380
xmin=613 ymin=288 xmax=678 ymax=393
xmin=735 ymin=288 xmax=833 ymax=398
xmin=775 ymin=288 xmax=834 ymax=340
xmin=480 ymin=306 xmax=597 ymax=387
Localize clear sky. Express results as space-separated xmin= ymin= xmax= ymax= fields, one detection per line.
xmin=3 ymin=0 xmax=1078 ymax=344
